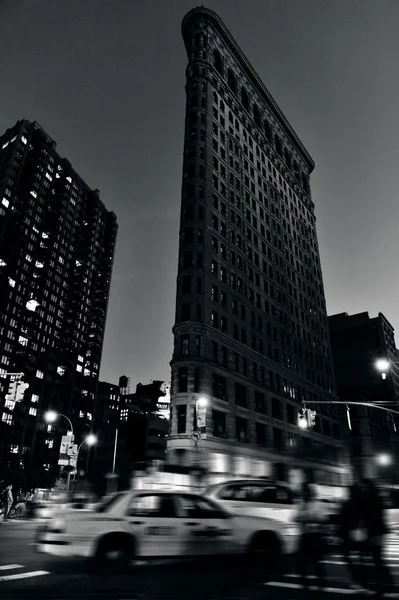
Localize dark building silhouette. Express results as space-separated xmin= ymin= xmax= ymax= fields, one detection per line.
xmin=329 ymin=311 xmax=399 ymax=482
xmin=168 ymin=7 xmax=349 ymax=491
xmin=94 ymin=379 xmax=169 ymax=488
xmin=0 ymin=120 xmax=117 ymax=469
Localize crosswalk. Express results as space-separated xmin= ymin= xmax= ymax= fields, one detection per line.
xmin=0 ymin=564 xmax=50 ymax=583
xmin=264 ymin=535 xmax=399 ymax=596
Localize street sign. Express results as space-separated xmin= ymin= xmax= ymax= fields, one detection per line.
xmin=58 ymin=434 xmax=74 ymax=466
xmin=191 ymin=431 xmax=201 ymax=443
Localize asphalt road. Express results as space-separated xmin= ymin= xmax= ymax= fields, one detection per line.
xmin=1 ymin=520 xmax=399 ymax=599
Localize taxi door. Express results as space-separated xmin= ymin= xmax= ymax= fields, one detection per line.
xmin=176 ymin=494 xmax=237 ymax=556
xmin=125 ymin=493 xmax=183 ymax=557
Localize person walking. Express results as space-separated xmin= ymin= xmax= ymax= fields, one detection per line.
xmin=4 ymin=484 xmax=13 ymax=520
xmin=295 ymin=482 xmax=327 ymax=591
xmin=361 ymin=479 xmax=395 ymax=598
xmin=338 ymin=483 xmax=371 ymax=593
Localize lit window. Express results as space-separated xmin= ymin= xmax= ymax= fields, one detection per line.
xmin=26 ymin=255 xmax=32 ymax=262
xmin=67 ymin=176 xmax=72 ymax=183
xmin=5 ymin=399 xmax=15 ymax=410
xmin=59 ymin=257 xmax=64 ymax=264
xmin=0 ymin=259 xmax=6 ymax=267
xmin=35 ymin=261 xmax=44 ymax=269
xmin=45 ymin=439 xmax=54 ymax=448
xmin=87 ymin=413 xmax=92 ymax=421
xmin=10 ymin=136 xmax=17 ymax=143
xmin=18 ymin=336 xmax=28 ymax=346
xmin=36 ymin=370 xmax=44 ymax=379
xmin=78 ymin=355 xmax=84 ymax=363
xmin=21 ymin=136 xmax=27 ymax=145
xmin=8 ymin=277 xmax=15 ymax=287
xmin=45 ymin=173 xmax=52 ymax=181
xmin=26 ymin=299 xmax=40 ymax=312
xmin=42 ymin=232 xmax=48 ymax=239
xmin=79 ymin=411 xmax=84 ymax=418
xmin=10 ymin=445 xmax=18 ymax=453
xmin=31 ymin=394 xmax=39 ymax=403
xmin=57 ymin=366 xmax=65 ymax=376
xmin=84 ymin=368 xmax=90 ymax=376
xmin=30 ymin=190 xmax=37 ymax=198
xmin=2 ymin=141 xmax=9 ymax=149
xmin=2 ymin=413 xmax=12 ymax=425
xmin=33 ymin=226 xmax=39 ymax=233
xmin=29 ymin=407 xmax=37 ymax=416
xmin=2 ymin=198 xmax=9 ymax=208
xmin=76 ymin=365 xmax=82 ymax=372
xmin=47 ymin=424 xmax=53 ymax=432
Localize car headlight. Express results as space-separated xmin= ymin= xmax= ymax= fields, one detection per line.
xmin=283 ymin=527 xmax=298 ymax=537
xmin=48 ymin=518 xmax=66 ymax=533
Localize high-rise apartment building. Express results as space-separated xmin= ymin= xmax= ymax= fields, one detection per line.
xmin=168 ymin=7 xmax=349 ymax=491
xmin=329 ymin=312 xmax=399 ymax=482
xmin=0 ymin=120 xmax=117 ymax=468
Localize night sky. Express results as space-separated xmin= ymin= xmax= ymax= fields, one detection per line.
xmin=1 ymin=1 xmax=399 ymax=389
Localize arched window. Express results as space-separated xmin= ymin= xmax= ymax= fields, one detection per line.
xmin=241 ymin=87 xmax=250 ymax=112
xmin=253 ymin=104 xmax=261 ymax=127
xmin=227 ymin=69 xmax=237 ymax=95
xmin=213 ymin=49 xmax=223 ymax=77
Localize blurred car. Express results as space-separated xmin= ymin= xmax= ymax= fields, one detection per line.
xmin=36 ymin=489 xmax=298 ymax=572
xmin=204 ymin=479 xmax=297 ymax=522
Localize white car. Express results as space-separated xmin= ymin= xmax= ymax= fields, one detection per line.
xmin=204 ymin=479 xmax=298 ymax=523
xmin=36 ymin=489 xmax=298 ymax=572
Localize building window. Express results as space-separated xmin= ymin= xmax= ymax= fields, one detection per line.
xmin=194 ymin=367 xmax=200 ymax=392
xmin=178 ymin=367 xmax=188 ymax=393
xmin=182 ymin=276 xmax=191 ymax=294
xmin=256 ymin=423 xmax=267 ymax=446
xmin=287 ymin=404 xmax=295 ymax=424
xmin=194 ymin=335 xmax=201 ymax=357
xmin=177 ymin=405 xmax=187 ymax=434
xmin=227 ymin=69 xmax=237 ymax=95
xmin=36 ymin=370 xmax=44 ymax=379
xmin=212 ymin=410 xmax=226 ymax=438
xmin=273 ymin=427 xmax=284 ymax=450
xmin=31 ymin=394 xmax=39 ymax=403
xmin=181 ymin=303 xmax=190 ymax=321
xmin=29 ymin=407 xmax=37 ymax=416
xmin=236 ymin=417 xmax=248 ymax=442
xmin=254 ymin=391 xmax=266 ymax=414
xmin=272 ymin=398 xmax=282 ymax=420
xmin=181 ymin=335 xmax=189 ymax=356
xmin=212 ymin=373 xmax=226 ymax=401
xmin=213 ymin=49 xmax=223 ymax=76
xmin=235 ymin=383 xmax=247 ymax=407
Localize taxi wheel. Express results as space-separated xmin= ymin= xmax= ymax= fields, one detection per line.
xmin=94 ymin=535 xmax=134 ymax=574
xmin=248 ymin=532 xmax=282 ymax=572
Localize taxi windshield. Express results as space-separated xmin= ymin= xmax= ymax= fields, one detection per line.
xmin=96 ymin=492 xmax=127 ymax=513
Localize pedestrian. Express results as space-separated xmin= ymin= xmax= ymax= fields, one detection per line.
xmin=338 ymin=482 xmax=371 ymax=593
xmin=361 ymin=479 xmax=395 ymax=598
xmin=4 ymin=484 xmax=13 ymax=520
xmin=295 ymin=482 xmax=327 ymax=591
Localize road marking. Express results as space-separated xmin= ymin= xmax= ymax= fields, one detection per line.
xmin=0 ymin=565 xmax=23 ymax=571
xmin=264 ymin=581 xmax=356 ymax=594
xmin=0 ymin=570 xmax=50 ymax=582
xmin=322 ymin=559 xmax=399 ymax=568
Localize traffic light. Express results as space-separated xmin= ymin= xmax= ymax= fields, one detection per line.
xmin=15 ymin=381 xmax=29 ymax=402
xmin=5 ymin=379 xmax=19 ymax=401
xmin=307 ymin=409 xmax=316 ymax=428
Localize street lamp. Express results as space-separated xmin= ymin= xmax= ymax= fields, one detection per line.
xmin=375 ymin=359 xmax=391 ymax=373
xmin=44 ymin=411 xmax=74 ymax=492
xmin=196 ymin=397 xmax=208 ymax=409
xmin=44 ymin=411 xmax=74 ymax=435
xmin=376 ymin=453 xmax=392 ymax=467
xmin=75 ymin=434 xmax=97 ymax=480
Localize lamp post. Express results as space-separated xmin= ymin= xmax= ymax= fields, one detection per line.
xmin=44 ymin=411 xmax=74 ymax=492
xmin=75 ymin=434 xmax=97 ymax=480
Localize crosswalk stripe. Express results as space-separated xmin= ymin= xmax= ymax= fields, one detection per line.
xmin=0 ymin=571 xmax=50 ymax=582
xmin=0 ymin=565 xmax=23 ymax=571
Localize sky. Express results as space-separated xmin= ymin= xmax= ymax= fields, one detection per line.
xmin=1 ymin=0 xmax=399 ymax=389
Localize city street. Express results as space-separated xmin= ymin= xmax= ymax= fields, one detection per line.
xmin=1 ymin=520 xmax=399 ymax=599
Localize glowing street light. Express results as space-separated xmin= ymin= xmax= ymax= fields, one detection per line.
xmin=196 ymin=397 xmax=208 ymax=409
xmin=44 ymin=410 xmax=74 ymax=435
xmin=85 ymin=433 xmax=97 ymax=446
xmin=376 ymin=453 xmax=392 ymax=467
xmin=375 ymin=359 xmax=390 ymax=373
